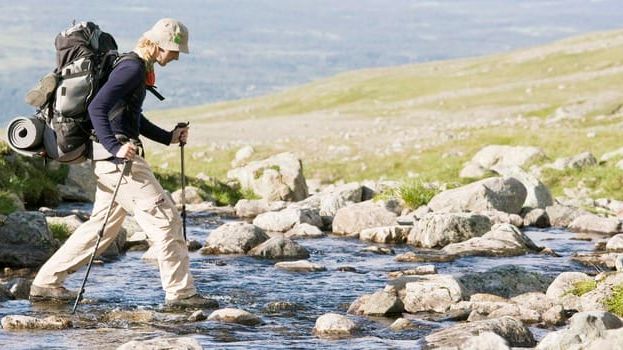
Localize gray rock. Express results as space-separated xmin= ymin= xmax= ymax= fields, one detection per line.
xmin=546 ymin=204 xmax=589 ymax=228
xmin=0 ymin=211 xmax=59 ymax=267
xmin=45 ymin=214 xmax=83 ymax=234
xmin=234 ymin=199 xmax=287 ymax=218
xmin=61 ymin=162 xmax=96 ymax=202
xmin=231 ymin=145 xmax=254 ymax=167
xmin=402 ymin=274 xmax=465 ymax=313
xmin=542 ymin=304 xmax=566 ymax=326
xmin=585 ymin=328 xmax=623 ymax=350
xmin=200 ymin=222 xmax=268 ymax=254
xmin=460 ymin=265 xmax=553 ymax=298
xmin=463 ymin=145 xmax=545 ymax=173
xmin=491 ymin=165 xmax=553 ymax=208
xmin=547 ymin=151 xmax=597 ymax=170
xmin=359 ymin=225 xmax=410 ymax=244
xmin=275 ymin=260 xmax=326 ymax=272
xmin=313 ymin=313 xmax=357 ymax=338
xmin=253 ymin=208 xmax=323 ymax=232
xmin=442 ymin=223 xmax=539 ymax=257
xmin=568 ymin=214 xmax=621 ymax=235
xmin=580 ymin=272 xmax=623 ymax=312
xmin=208 ymin=308 xmax=261 ymax=326
xmin=462 ymin=331 xmax=510 ymax=350
xmin=361 ymin=246 xmax=394 ymax=255
xmin=332 ymin=200 xmax=398 ymax=236
xmin=388 ymin=265 xmax=437 ymax=278
xmin=359 ymin=290 xmax=404 ymax=316
xmin=479 ymin=210 xmax=524 ymax=228
xmin=389 ymin=318 xmax=417 ymax=331
xmin=188 ymin=310 xmax=207 ymax=322
xmin=600 ymin=147 xmax=623 ymax=162
xmin=227 ymin=152 xmax=308 ymax=201
xmin=606 ymin=234 xmax=623 ymax=252
xmin=6 ymin=277 xmax=32 ymax=299
xmin=536 ymin=311 xmax=623 ymax=350
xmin=1 ymin=315 xmax=72 ymax=330
xmin=117 ymin=337 xmax=202 ymax=350
xmin=247 ymin=237 xmax=310 ymax=260
xmin=408 ymin=212 xmax=491 ymax=248
xmin=523 ymin=208 xmax=550 ymax=228
xmin=428 ymin=177 xmax=527 ymax=214
xmin=424 ymin=316 xmax=536 ymax=348
xmin=171 ymin=186 xmax=204 ymax=205
xmin=285 ymin=223 xmax=325 ymax=239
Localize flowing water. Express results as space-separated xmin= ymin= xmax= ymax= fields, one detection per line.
xmin=0 ymin=208 xmax=601 ymax=349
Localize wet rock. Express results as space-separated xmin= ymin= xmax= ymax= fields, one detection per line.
xmin=247 ymin=237 xmax=310 ymax=260
xmin=1 ymin=315 xmax=72 ymax=330
xmin=408 ymin=212 xmax=491 ymax=248
xmin=171 ymin=186 xmax=204 ymax=205
xmin=227 ymin=152 xmax=308 ymax=201
xmin=568 ymin=214 xmax=621 ymax=235
xmin=263 ymin=301 xmax=300 ymax=313
xmin=424 ymin=316 xmax=536 ymax=348
xmin=606 ymin=234 xmax=623 ymax=252
xmin=491 ymin=165 xmax=553 ymax=209
xmin=103 ymin=309 xmax=157 ymax=324
xmin=332 ymin=200 xmax=398 ymax=236
xmin=479 ymin=210 xmax=524 ymax=228
xmin=388 ymin=265 xmax=437 ymax=278
xmin=285 ymin=223 xmax=325 ymax=239
xmin=546 ymin=204 xmax=589 ymax=228
xmin=462 ymin=331 xmax=510 ymax=350
xmin=336 ymin=266 xmax=357 ymax=273
xmin=117 ymin=337 xmax=202 ymax=350
xmin=460 ymin=145 xmax=545 ymax=179
xmin=275 ymin=260 xmax=326 ymax=272
xmin=428 ymin=177 xmax=527 ymax=215
xmin=0 ymin=211 xmax=59 ymax=267
xmin=540 ymin=247 xmax=561 ymax=257
xmin=403 ymin=274 xmax=465 ymax=313
xmin=395 ymin=250 xmax=457 ymax=263
xmin=522 ymin=208 xmax=550 ymax=228
xmin=6 ymin=277 xmax=32 ymax=299
xmin=253 ymin=208 xmax=322 ymax=232
xmin=459 ymin=265 xmax=553 ymax=298
xmin=188 ymin=310 xmax=207 ymax=322
xmin=547 ymin=151 xmax=597 ymax=170
xmin=361 ymin=246 xmax=394 ymax=255
xmin=200 ymin=222 xmax=268 ymax=255
xmin=0 ymin=283 xmax=11 ymax=301
xmin=186 ymin=240 xmax=202 ymax=252
xmin=208 ymin=308 xmax=261 ymax=326
xmin=359 ymin=225 xmax=410 ymax=244
xmin=442 ymin=223 xmax=539 ymax=257
xmin=536 ymin=311 xmax=623 ymax=350
xmin=234 ymin=199 xmax=287 ymax=219
xmin=360 ymin=290 xmax=404 ymax=316
xmin=572 ymin=252 xmax=619 ymax=270
xmin=389 ymin=318 xmax=417 ymax=331
xmin=313 ymin=313 xmax=357 ymax=338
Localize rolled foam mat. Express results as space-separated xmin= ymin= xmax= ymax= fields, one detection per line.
xmin=5 ymin=116 xmax=45 ymax=157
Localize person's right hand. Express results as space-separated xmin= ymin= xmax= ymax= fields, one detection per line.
xmin=115 ymin=143 xmax=137 ymax=160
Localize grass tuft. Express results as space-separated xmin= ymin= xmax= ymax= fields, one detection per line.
xmin=568 ymin=280 xmax=598 ymax=296
xmin=605 ymin=284 xmax=623 ymax=317
xmin=48 ymin=222 xmax=71 ymax=241
xmin=375 ymin=178 xmax=440 ymax=209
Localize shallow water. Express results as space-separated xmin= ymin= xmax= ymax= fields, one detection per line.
xmin=0 ymin=212 xmax=600 ymax=349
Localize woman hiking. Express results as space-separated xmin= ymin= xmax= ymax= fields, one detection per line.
xmin=30 ymin=18 xmax=217 ymax=309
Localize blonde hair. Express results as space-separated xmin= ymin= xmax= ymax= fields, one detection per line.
xmin=134 ymin=37 xmax=159 ymax=62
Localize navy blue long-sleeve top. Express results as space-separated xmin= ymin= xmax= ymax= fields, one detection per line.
xmin=88 ymin=56 xmax=171 ymax=156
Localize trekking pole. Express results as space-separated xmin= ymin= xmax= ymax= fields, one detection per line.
xmin=71 ymin=160 xmax=132 ymax=314
xmin=177 ymin=122 xmax=189 ymax=241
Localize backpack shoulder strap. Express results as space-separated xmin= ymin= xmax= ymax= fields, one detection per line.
xmin=113 ymin=52 xmax=165 ymax=101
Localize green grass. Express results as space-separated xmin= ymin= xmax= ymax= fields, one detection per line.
xmin=153 ymin=170 xmax=244 ymax=206
xmin=0 ymin=191 xmax=17 ymax=215
xmin=567 ymin=280 xmax=598 ymax=296
xmin=375 ymin=179 xmax=440 ymax=209
xmin=605 ymin=284 xmax=623 ymax=317
xmin=48 ymin=222 xmax=71 ymax=241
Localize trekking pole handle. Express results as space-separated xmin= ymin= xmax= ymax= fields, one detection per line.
xmin=175 ymin=122 xmax=189 ymax=146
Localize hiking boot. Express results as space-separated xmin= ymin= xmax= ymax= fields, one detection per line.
xmin=165 ymin=294 xmax=219 ymax=309
xmin=29 ymin=285 xmax=78 ymax=303
xmin=24 ymin=72 xmax=58 ymax=108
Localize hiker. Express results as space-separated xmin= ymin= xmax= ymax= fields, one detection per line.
xmin=30 ymin=18 xmax=217 ymax=308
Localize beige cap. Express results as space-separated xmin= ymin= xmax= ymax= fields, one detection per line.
xmin=143 ymin=18 xmax=189 ymax=53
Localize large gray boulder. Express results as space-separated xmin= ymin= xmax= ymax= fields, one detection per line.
xmin=459 ymin=265 xmax=553 ymax=298
xmin=0 ymin=211 xmax=59 ymax=267
xmin=234 ymin=199 xmax=287 ymax=218
xmin=442 ymin=223 xmax=539 ymax=257
xmin=227 ymin=152 xmax=308 ymax=201
xmin=117 ymin=337 xmax=202 ymax=350
xmin=462 ymin=332 xmax=510 ymax=350
xmin=291 ymin=182 xmax=364 ymax=228
xmin=61 ymin=162 xmax=96 ymax=202
xmin=313 ymin=313 xmax=357 ymax=338
xmin=536 ymin=311 xmax=623 ymax=350
xmin=407 ymin=212 xmax=491 ymax=248
xmin=568 ymin=214 xmax=621 ymax=235
xmin=546 ymin=272 xmax=594 ymax=301
xmin=200 ymin=222 xmax=268 ymax=254
xmin=425 ymin=316 xmax=536 ymax=349
xmin=247 ymin=237 xmax=310 ymax=260
xmin=491 ymin=166 xmax=553 ymax=208
xmin=359 ymin=226 xmax=410 ymax=244
xmin=402 ymin=274 xmax=465 ymax=313
xmin=332 ymin=200 xmax=398 ymax=236
xmin=546 ymin=204 xmax=589 ymax=228
xmin=348 ymin=290 xmax=405 ymax=316
xmin=253 ymin=208 xmax=322 ymax=232
xmin=547 ymin=151 xmax=597 ymax=171
xmin=428 ymin=177 xmax=527 ymax=214
xmin=459 ymin=145 xmax=545 ymax=179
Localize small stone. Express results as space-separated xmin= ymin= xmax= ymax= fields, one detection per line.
xmin=188 ymin=310 xmax=207 ymax=322
xmin=361 ymin=246 xmax=395 ymax=255
xmin=208 ymin=308 xmax=261 ymax=326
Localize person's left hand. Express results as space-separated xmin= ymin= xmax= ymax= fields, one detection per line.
xmin=171 ymin=124 xmax=189 ymax=144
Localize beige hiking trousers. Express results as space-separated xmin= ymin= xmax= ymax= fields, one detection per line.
xmin=33 ymin=157 xmax=196 ymax=300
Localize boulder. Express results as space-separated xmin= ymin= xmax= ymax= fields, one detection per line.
xmin=117 ymin=337 xmax=202 ymax=350
xmin=285 ymin=223 xmax=325 ymax=239
xmin=546 ymin=204 xmax=589 ymax=228
xmin=234 ymin=199 xmax=287 ymax=218
xmin=388 ymin=265 xmax=437 ymax=278
xmin=200 ymin=222 xmax=268 ymax=255
xmin=359 ymin=291 xmax=404 ymax=316
xmin=231 ymin=145 xmax=254 ymax=167
xmin=568 ymin=214 xmax=621 ymax=235
xmin=227 ymin=152 xmax=308 ymax=201
xmin=402 ymin=274 xmax=465 ymax=313
xmin=601 ymin=147 xmax=623 ymax=162
xmin=580 ymin=272 xmax=623 ymax=312
xmin=428 ymin=177 xmax=527 ymax=214
xmin=275 ymin=260 xmax=326 ymax=272
xmin=462 ymin=332 xmax=510 ymax=350
xmin=247 ymin=237 xmax=310 ymax=260
xmin=460 ymin=145 xmax=545 ymax=179
xmin=171 ymin=186 xmax=204 ymax=205
xmin=479 ymin=210 xmax=524 ymax=228
xmin=61 ymin=162 xmax=96 ymax=202
xmin=491 ymin=165 xmax=553 ymax=208
xmin=536 ymin=311 xmax=623 ymax=350
xmin=359 ymin=225 xmax=410 ymax=244
xmin=424 ymin=316 xmax=536 ymax=349
xmin=313 ymin=313 xmax=357 ymax=338
xmin=442 ymin=223 xmax=539 ymax=257
xmin=522 ymin=208 xmax=550 ymax=228
xmin=207 ymin=308 xmax=261 ymax=326
xmin=585 ymin=328 xmax=623 ymax=350
xmin=547 ymin=151 xmax=597 ymax=170
xmin=408 ymin=212 xmax=491 ymax=248
xmin=459 ymin=265 xmax=553 ymax=298
xmin=606 ymin=234 xmax=623 ymax=252
xmin=291 ymin=182 xmax=364 ymax=228
xmin=332 ymin=200 xmax=398 ymax=236
xmin=0 ymin=211 xmax=59 ymax=267
xmin=390 ymin=318 xmax=417 ymax=331
xmin=1 ymin=315 xmax=71 ymax=330
xmin=253 ymin=208 xmax=322 ymax=232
